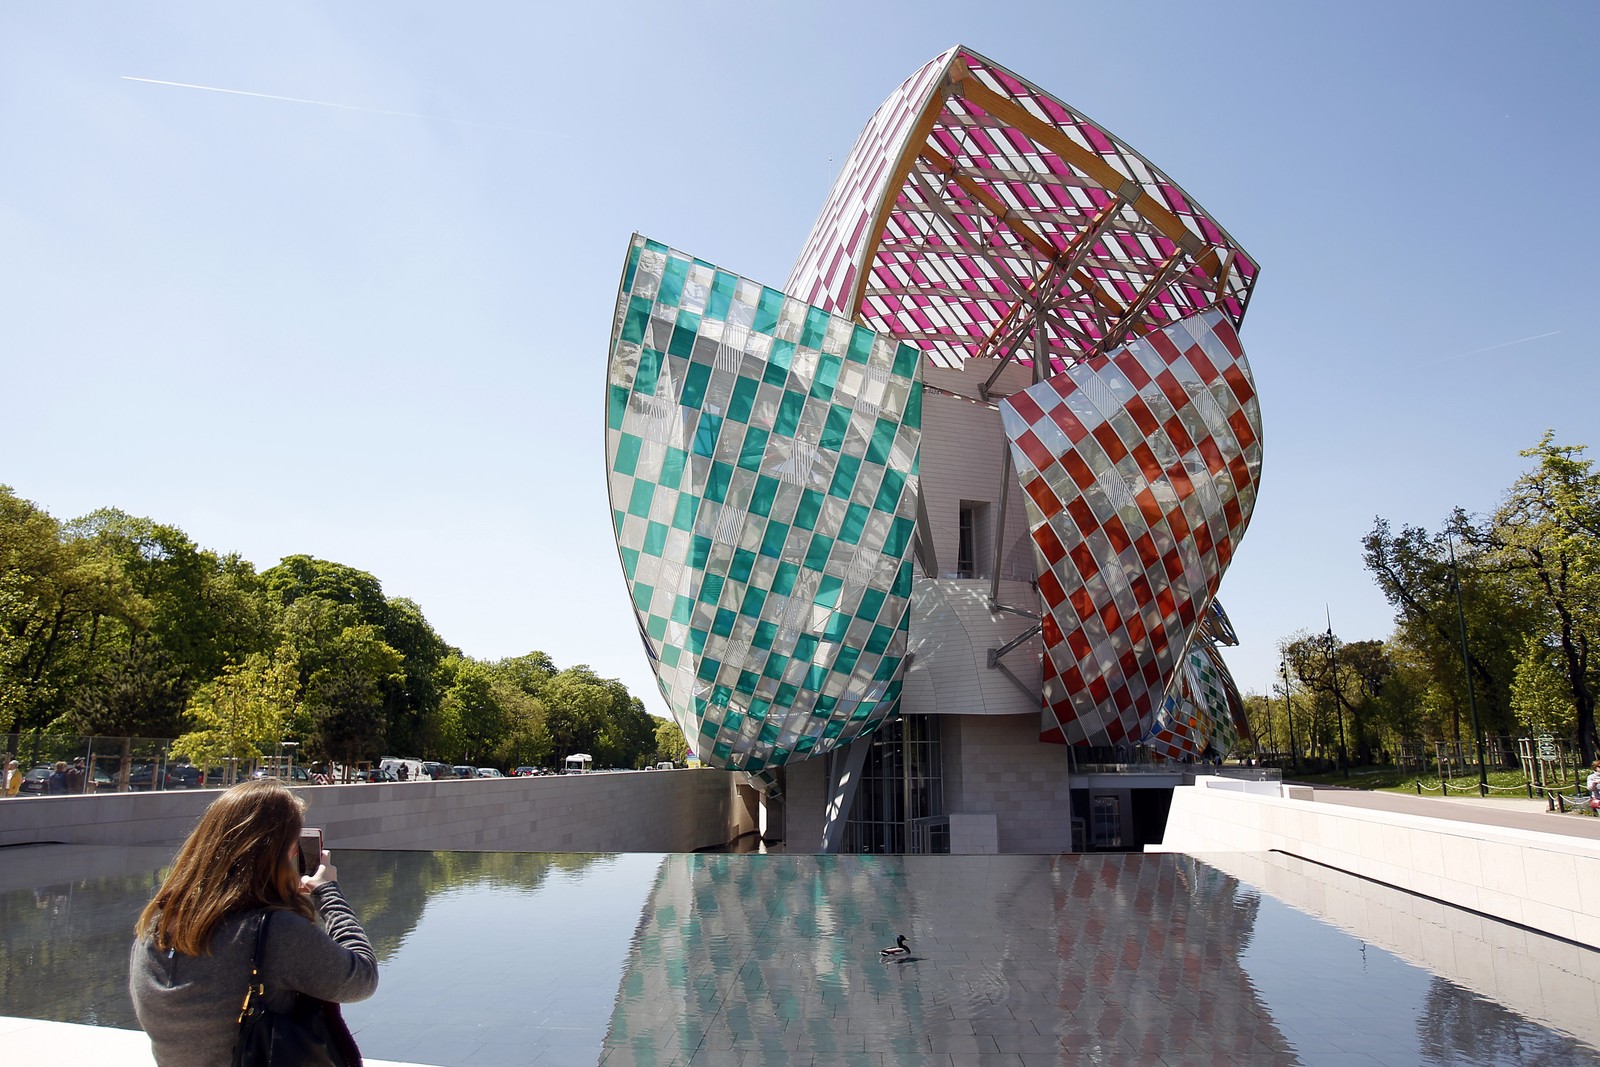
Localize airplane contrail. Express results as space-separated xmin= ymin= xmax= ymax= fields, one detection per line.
xmin=121 ymin=75 xmax=506 ymax=128
xmin=1430 ymin=329 xmax=1562 ymax=364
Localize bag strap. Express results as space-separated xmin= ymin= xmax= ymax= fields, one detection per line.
xmin=236 ymin=911 xmax=271 ymax=1024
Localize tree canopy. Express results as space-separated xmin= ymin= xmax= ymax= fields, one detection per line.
xmin=0 ymin=486 xmax=667 ymax=771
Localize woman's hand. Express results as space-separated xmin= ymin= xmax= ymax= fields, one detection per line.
xmin=300 ymin=850 xmax=337 ymax=891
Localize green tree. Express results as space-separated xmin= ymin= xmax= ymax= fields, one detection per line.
xmin=173 ymin=652 xmax=300 ymax=774
xmin=653 ymin=718 xmax=688 ymax=765
xmin=1475 ymin=435 xmax=1600 ymax=760
xmin=1511 ymin=636 xmax=1575 ymax=739
xmin=302 ymin=624 xmax=404 ymax=767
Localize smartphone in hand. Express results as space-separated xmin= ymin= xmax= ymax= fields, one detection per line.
xmin=298 ymin=828 xmax=324 ymax=875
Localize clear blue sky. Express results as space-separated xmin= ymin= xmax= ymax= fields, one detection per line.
xmin=3 ymin=1 xmax=1596 ymax=715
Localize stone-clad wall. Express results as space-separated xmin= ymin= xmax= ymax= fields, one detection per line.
xmin=1158 ymin=778 xmax=1600 ymax=950
xmin=0 ymin=770 xmax=743 ymax=853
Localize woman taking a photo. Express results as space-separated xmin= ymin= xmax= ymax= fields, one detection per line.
xmin=129 ymin=777 xmax=378 ymax=1065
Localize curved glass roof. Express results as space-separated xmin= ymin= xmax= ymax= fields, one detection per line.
xmin=788 ymin=46 xmax=1259 ymax=378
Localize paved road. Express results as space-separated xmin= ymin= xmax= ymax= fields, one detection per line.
xmin=1306 ymin=785 xmax=1600 ymax=840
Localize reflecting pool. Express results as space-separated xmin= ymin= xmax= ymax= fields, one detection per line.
xmin=0 ymin=844 xmax=1595 ymax=1066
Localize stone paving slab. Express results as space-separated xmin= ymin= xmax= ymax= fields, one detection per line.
xmin=0 ymin=1014 xmax=442 ymax=1067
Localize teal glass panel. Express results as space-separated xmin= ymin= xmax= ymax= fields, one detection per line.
xmin=728 ymin=376 xmax=758 ymax=424
xmin=660 ymin=645 xmax=681 ymax=669
xmin=621 ymin=243 xmax=642 ymax=294
xmin=681 ymin=362 xmax=711 ymax=410
xmin=847 ymin=324 xmax=874 ymax=364
xmin=827 ymin=454 xmax=861 ymax=499
xmin=874 ymin=468 xmax=906 ymax=512
xmin=748 ymin=697 xmax=772 ymax=721
xmin=816 ymin=695 xmax=838 ymax=714
xmin=627 ymin=480 xmax=655 ymax=518
xmin=607 ymin=385 xmax=630 ymax=431
xmin=704 ymin=461 xmax=732 ymax=504
xmin=803 ymin=533 xmax=834 ymax=572
xmin=689 ymin=535 xmax=712 ymax=570
xmin=753 ymin=287 xmax=785 ymax=334
xmin=838 ymin=502 xmax=869 ymax=545
xmin=659 ymin=257 xmax=688 ymax=307
xmin=866 ymin=418 xmax=897 ymax=465
xmin=750 ymin=475 xmax=779 ymax=517
xmin=737 ymin=426 xmax=769 ymax=472
xmin=820 ymin=404 xmax=851 ymax=451
xmin=802 ymin=665 xmax=828 ymax=692
xmin=775 ymin=683 xmax=799 ymax=706
xmin=697 ymin=573 xmax=725 ymax=605
xmin=659 ymin=446 xmax=688 ymax=489
xmin=791 ymin=634 xmax=819 ymax=662
xmin=631 ymin=583 xmax=654 ymax=612
xmin=891 ymin=342 xmax=920 ymax=379
xmin=696 ymin=656 xmax=721 ymax=684
xmin=834 ymin=646 xmax=861 ymax=675
xmin=758 ymin=521 xmax=788 ymax=559
xmin=893 ymin=560 xmax=913 ymax=598
xmin=809 ymin=354 xmax=841 ymax=403
xmin=752 ymin=621 xmax=777 ymax=650
xmin=712 ymin=741 xmax=733 ymax=761
xmin=671 ymin=596 xmax=694 ymax=624
xmin=770 ymin=562 xmax=798 ymax=597
xmin=692 ymin=413 xmax=721 ymax=457
xmin=816 ymin=574 xmax=844 ymax=608
xmin=857 ymin=587 xmax=886 ymax=622
xmin=730 ymin=549 xmax=755 ymax=583
xmin=622 ymin=296 xmax=653 ymax=346
xmin=642 ymin=521 xmax=667 ymax=556
xmin=865 ymin=624 xmax=895 ymax=655
xmin=823 ymin=611 xmax=850 ymax=641
xmin=711 ymin=609 xmax=736 ymax=638
xmin=773 ymin=390 xmax=806 ymax=437
xmin=615 ymin=433 xmax=643 ymax=477
xmin=882 ymin=516 xmax=914 ymax=557
xmin=707 ymin=270 xmax=735 ymax=320
xmin=902 ymin=381 xmax=923 ymax=430
xmin=800 ymin=306 xmax=829 ymax=348
xmin=685 ymin=629 xmax=706 ymax=655
xmin=740 ymin=587 xmax=767 ymax=618
xmin=736 ymin=671 xmax=759 ymax=695
xmin=668 ymin=313 xmax=700 ymax=358
xmin=646 ymin=614 xmax=667 ymax=641
xmin=671 ymin=493 xmax=697 ymax=532
xmin=761 ymin=655 xmax=788 ymax=681
xmin=793 ymin=490 xmax=824 ymax=531
xmin=620 ymin=547 xmax=639 ymax=580
xmin=634 ymin=347 xmax=662 ymax=397
xmin=759 ymin=722 xmax=781 ymax=744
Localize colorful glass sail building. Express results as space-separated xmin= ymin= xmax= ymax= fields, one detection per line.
xmin=606 ymin=45 xmax=1263 ymax=854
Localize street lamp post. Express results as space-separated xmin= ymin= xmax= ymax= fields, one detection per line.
xmin=1447 ymin=534 xmax=1488 ymax=796
xmin=1281 ymin=658 xmax=1299 ymax=773
xmin=1325 ymin=621 xmax=1349 ymax=779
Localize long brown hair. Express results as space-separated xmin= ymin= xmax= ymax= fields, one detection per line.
xmin=136 ymin=778 xmax=314 ymax=955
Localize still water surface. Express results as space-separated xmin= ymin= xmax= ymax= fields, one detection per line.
xmin=0 ymin=844 xmax=1594 ymax=1066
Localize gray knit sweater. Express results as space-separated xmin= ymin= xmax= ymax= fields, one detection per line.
xmin=129 ymin=882 xmax=378 ymax=1067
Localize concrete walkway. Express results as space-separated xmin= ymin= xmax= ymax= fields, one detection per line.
xmin=0 ymin=1014 xmax=442 ymax=1067
xmin=1306 ymin=785 xmax=1600 ymax=840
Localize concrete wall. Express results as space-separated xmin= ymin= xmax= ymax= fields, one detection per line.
xmin=1158 ymin=778 xmax=1600 ymax=950
xmin=943 ymin=713 xmax=1075 ymax=853
xmin=0 ymin=770 xmax=741 ymax=853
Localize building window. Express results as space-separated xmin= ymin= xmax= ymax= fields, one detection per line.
xmin=956 ymin=502 xmax=986 ymax=578
xmin=845 ymin=715 xmax=946 ymax=854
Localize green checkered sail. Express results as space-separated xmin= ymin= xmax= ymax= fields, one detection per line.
xmin=605 ymin=236 xmax=923 ymax=772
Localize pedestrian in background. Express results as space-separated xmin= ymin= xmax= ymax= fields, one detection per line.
xmin=3 ymin=758 xmax=20 ymax=797
xmin=46 ymin=761 xmax=68 ymax=795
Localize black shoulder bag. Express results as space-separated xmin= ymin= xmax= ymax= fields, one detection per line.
xmin=233 ymin=910 xmax=362 ymax=1067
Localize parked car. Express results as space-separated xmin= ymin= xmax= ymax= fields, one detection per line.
xmin=475 ymin=767 xmax=504 ymax=779
xmin=451 ymin=765 xmax=474 ymax=779
xmin=19 ymin=765 xmax=55 ymax=794
xmin=166 ymin=764 xmax=206 ymax=788
xmin=421 ymin=761 xmax=446 ymax=780
xmin=249 ymin=765 xmax=313 ymax=784
xmin=356 ymin=766 xmax=398 ymax=783
xmin=513 ymin=766 xmax=539 ymax=777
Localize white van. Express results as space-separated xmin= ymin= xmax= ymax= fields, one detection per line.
xmin=563 ymin=753 xmax=593 ymax=774
xmin=379 ymin=757 xmax=424 ymax=782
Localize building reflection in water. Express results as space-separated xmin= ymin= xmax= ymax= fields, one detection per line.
xmin=1 ymin=845 xmax=1594 ymax=1066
